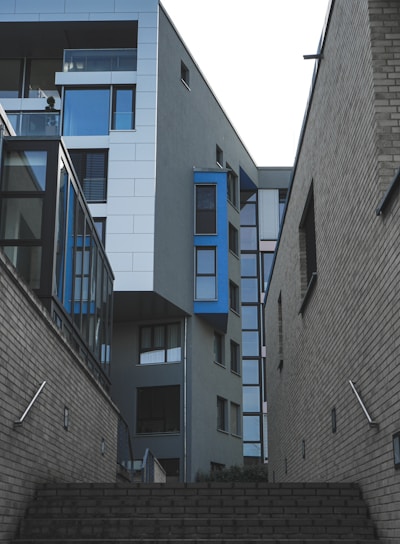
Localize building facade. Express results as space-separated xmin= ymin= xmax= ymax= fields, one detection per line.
xmin=0 ymin=0 xmax=289 ymax=480
xmin=0 ymin=105 xmax=120 ymax=543
xmin=266 ymin=1 xmax=400 ymax=541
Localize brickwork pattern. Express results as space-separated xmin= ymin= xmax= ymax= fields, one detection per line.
xmin=0 ymin=251 xmax=119 ymax=543
xmin=266 ymin=1 xmax=400 ymax=543
xmin=13 ymin=482 xmax=378 ymax=543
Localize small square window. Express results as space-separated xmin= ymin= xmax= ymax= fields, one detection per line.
xmin=181 ymin=61 xmax=190 ymax=88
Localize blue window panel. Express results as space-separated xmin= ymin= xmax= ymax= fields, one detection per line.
xmin=244 ymin=442 xmax=262 ymax=457
xmin=241 ymin=278 xmax=258 ymax=303
xmin=242 ymin=331 xmax=259 ymax=356
xmin=243 ymin=386 xmax=261 ymax=412
xmin=242 ymin=359 xmax=260 ymax=385
xmin=241 ymin=253 xmax=257 ymax=277
xmin=240 ymin=226 xmax=257 ymax=250
xmin=63 ymin=89 xmax=110 ymax=136
xmin=243 ymin=415 xmax=260 ymax=441
xmin=242 ymin=306 xmax=258 ymax=330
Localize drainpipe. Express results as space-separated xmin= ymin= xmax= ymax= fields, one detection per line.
xmin=183 ymin=316 xmax=188 ymax=482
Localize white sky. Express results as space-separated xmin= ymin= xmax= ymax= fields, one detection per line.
xmin=160 ymin=0 xmax=330 ymax=166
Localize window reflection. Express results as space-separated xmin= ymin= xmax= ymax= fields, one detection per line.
xmin=2 ymin=151 xmax=47 ymax=191
xmin=63 ymin=88 xmax=110 ymax=136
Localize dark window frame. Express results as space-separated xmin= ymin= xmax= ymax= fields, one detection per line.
xmin=136 ymin=385 xmax=180 ymax=434
xmin=111 ymin=85 xmax=136 ymax=130
xmin=230 ymin=339 xmax=240 ymax=374
xmin=69 ymin=149 xmax=108 ymax=203
xmin=195 ymin=184 xmax=217 ymax=234
xmin=139 ymin=322 xmax=182 ymax=365
xmin=229 ymin=281 xmax=240 ymax=313
xmin=229 ymin=223 xmax=239 ymax=255
xmin=217 ymin=396 xmax=228 ymax=432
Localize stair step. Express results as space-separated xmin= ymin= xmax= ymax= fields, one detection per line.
xmin=12 ymin=540 xmax=382 ymax=544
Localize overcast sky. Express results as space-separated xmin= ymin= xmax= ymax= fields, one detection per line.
xmin=160 ymin=0 xmax=330 ymax=166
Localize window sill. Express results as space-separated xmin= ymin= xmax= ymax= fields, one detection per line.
xmin=299 ymin=272 xmax=317 ymax=315
xmin=181 ymin=78 xmax=191 ymax=91
xmin=230 ymin=369 xmax=241 ymax=377
xmin=214 ymin=361 xmax=226 ymax=369
xmin=217 ymin=428 xmax=229 ymax=435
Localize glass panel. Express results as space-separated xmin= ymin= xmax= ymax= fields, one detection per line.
xmin=196 ymin=248 xmax=215 ymax=274
xmin=262 ymin=252 xmax=274 ymax=290
xmin=241 ymin=253 xmax=257 ymax=277
xmin=64 ymin=49 xmax=137 ymax=72
xmin=196 ymin=276 xmax=216 ymax=299
xmin=113 ymin=87 xmax=135 ymax=130
xmin=230 ymin=403 xmax=240 ymax=435
xmin=240 ymin=227 xmax=257 ymax=250
xmin=3 ymin=246 xmax=42 ymax=289
xmin=243 ymin=415 xmax=260 ymax=441
xmin=243 ymin=386 xmax=260 ymax=412
xmin=167 ymin=323 xmax=181 ymax=362
xmin=0 ymin=198 xmax=42 ymax=240
xmin=196 ymin=185 xmax=216 ymax=234
xmin=2 ymin=151 xmax=47 ymax=191
xmin=55 ymin=165 xmax=68 ymax=300
xmin=0 ymin=59 xmax=22 ymax=97
xmin=63 ymin=89 xmax=110 ymax=136
xmin=230 ymin=341 xmax=240 ymax=373
xmin=243 ymin=442 xmax=261 ymax=457
xmin=241 ymin=278 xmax=258 ymax=303
xmin=242 ymin=331 xmax=259 ymax=357
xmin=27 ymin=59 xmax=61 ymax=98
xmin=242 ymin=305 xmax=258 ymax=330
xmin=243 ymin=359 xmax=259 ymax=385
xmin=240 ymin=202 xmax=256 ymax=225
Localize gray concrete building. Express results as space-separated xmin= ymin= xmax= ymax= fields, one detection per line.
xmin=265 ymin=1 xmax=400 ymax=541
xmin=0 ymin=0 xmax=290 ymax=481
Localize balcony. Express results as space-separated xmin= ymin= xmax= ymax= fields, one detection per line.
xmin=63 ymin=49 xmax=137 ymax=73
xmin=8 ymin=112 xmax=60 ymax=137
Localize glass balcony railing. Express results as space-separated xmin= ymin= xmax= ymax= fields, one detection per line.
xmin=63 ymin=49 xmax=137 ymax=73
xmin=8 ymin=112 xmax=60 ymax=137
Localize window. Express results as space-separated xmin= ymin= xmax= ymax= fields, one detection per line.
xmin=63 ymin=88 xmax=110 ymax=136
xmin=69 ymin=149 xmax=108 ymax=202
xmin=241 ymin=278 xmax=258 ymax=303
xmin=229 ymin=281 xmax=239 ymax=313
xmin=93 ymin=217 xmax=106 ymax=246
xmin=217 ymin=396 xmax=228 ymax=432
xmin=136 ymin=385 xmax=180 ymax=434
xmin=241 ymin=253 xmax=257 ymax=277
xmin=195 ymin=247 xmax=216 ymax=299
xmin=181 ymin=61 xmax=190 ymax=88
xmin=279 ymin=189 xmax=287 ymax=224
xmin=0 ymin=59 xmax=22 ymax=97
xmin=240 ymin=226 xmax=257 ymax=250
xmin=262 ymin=252 xmax=274 ymax=290
xmin=243 ymin=359 xmax=259 ymax=384
xmin=393 ymin=433 xmax=400 ymax=468
xmin=242 ymin=331 xmax=259 ymax=356
xmin=216 ymin=145 xmax=223 ymax=168
xmin=230 ymin=402 xmax=241 ymax=436
xmin=243 ymin=415 xmax=260 ymax=441
xmin=300 ymin=185 xmax=317 ymax=287
xmin=242 ymin=305 xmax=258 ymax=330
xmin=214 ymin=332 xmax=224 ymax=365
xmin=139 ymin=323 xmax=181 ymax=364
xmin=243 ymin=386 xmax=261 ymax=412
xmin=229 ymin=223 xmax=238 ymax=255
xmin=112 ymin=86 xmax=136 ymax=130
xmin=195 ymin=185 xmax=216 ymax=234
xmin=26 ymin=59 xmax=61 ymax=98
xmin=227 ymin=167 xmax=238 ymax=207
xmin=230 ymin=340 xmax=240 ymax=374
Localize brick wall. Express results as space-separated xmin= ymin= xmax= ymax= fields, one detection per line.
xmin=266 ymin=1 xmax=400 ymax=542
xmin=0 ymin=250 xmax=119 ymax=542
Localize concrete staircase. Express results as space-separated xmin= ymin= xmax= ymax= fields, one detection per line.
xmin=13 ymin=482 xmax=379 ymax=543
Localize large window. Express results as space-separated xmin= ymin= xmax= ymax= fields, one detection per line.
xmin=195 ymin=185 xmax=216 ymax=234
xmin=139 ymin=323 xmax=181 ymax=364
xmin=136 ymin=385 xmax=180 ymax=434
xmin=63 ymin=86 xmax=136 ymax=136
xmin=195 ymin=247 xmax=216 ymax=299
xmin=69 ymin=149 xmax=108 ymax=202
xmin=0 ymin=58 xmax=61 ymax=98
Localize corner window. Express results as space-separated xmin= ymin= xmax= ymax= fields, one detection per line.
xmin=112 ymin=86 xmax=136 ymax=130
xmin=137 ymin=385 xmax=180 ymax=434
xmin=217 ymin=396 xmax=228 ymax=432
xmin=195 ymin=247 xmax=216 ymax=299
xmin=139 ymin=323 xmax=182 ymax=364
xmin=195 ymin=184 xmax=216 ymax=234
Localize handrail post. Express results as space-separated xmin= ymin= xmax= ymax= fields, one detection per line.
xmin=14 ymin=381 xmax=47 ymax=427
xmin=349 ymin=380 xmax=378 ymax=428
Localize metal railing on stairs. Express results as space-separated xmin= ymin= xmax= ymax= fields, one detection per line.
xmin=14 ymin=381 xmax=47 ymax=427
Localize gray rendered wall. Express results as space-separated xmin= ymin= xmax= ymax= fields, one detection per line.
xmin=266 ymin=1 xmax=400 ymax=542
xmin=0 ymin=251 xmax=119 ymax=542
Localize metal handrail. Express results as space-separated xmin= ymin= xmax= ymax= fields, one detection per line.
xmin=349 ymin=380 xmax=378 ymax=428
xmin=14 ymin=381 xmax=46 ymax=427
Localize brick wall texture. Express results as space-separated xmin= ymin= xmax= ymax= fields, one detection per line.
xmin=0 ymin=250 xmax=119 ymax=542
xmin=265 ymin=1 xmax=400 ymax=542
